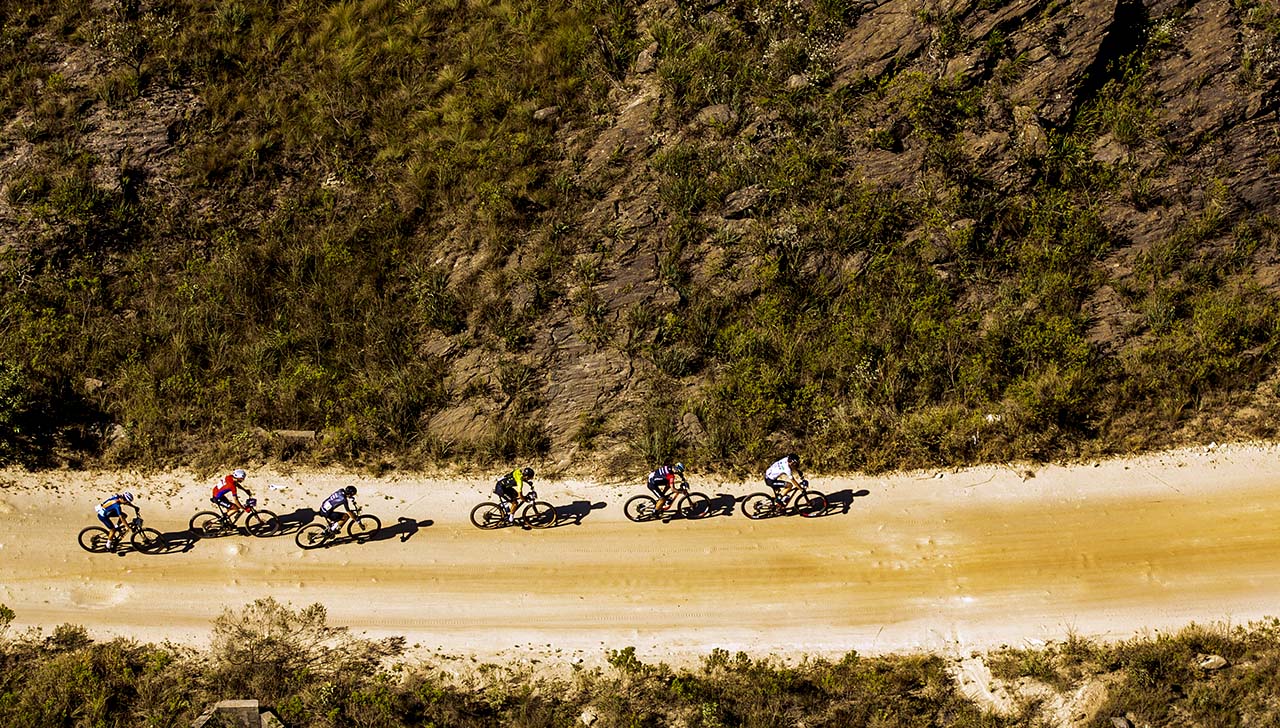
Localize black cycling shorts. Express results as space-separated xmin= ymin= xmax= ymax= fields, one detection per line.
xmin=495 ymin=484 xmax=518 ymax=503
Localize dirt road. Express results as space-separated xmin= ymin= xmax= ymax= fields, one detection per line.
xmin=2 ymin=444 xmax=1279 ymax=665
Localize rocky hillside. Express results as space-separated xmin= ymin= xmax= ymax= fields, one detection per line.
xmin=2 ymin=0 xmax=1279 ymax=474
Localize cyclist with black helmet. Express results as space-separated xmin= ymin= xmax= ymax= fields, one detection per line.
xmin=319 ymin=485 xmax=359 ymax=533
xmin=213 ymin=468 xmax=249 ymax=521
xmin=495 ymin=467 xmax=535 ymax=524
xmin=95 ymin=491 xmax=140 ymax=549
xmin=764 ymin=453 xmax=805 ymax=505
xmin=647 ymin=462 xmax=686 ymax=513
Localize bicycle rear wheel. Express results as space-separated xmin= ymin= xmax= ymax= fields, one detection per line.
xmin=623 ymin=495 xmax=659 ymax=522
xmin=295 ymin=524 xmax=330 ymax=549
xmin=795 ymin=491 xmax=827 ymax=518
xmin=523 ymin=501 xmax=558 ymax=529
xmin=470 ymin=503 xmax=507 ymax=529
xmin=78 ymin=526 xmax=112 ymax=553
xmin=677 ymin=492 xmax=711 ymax=520
xmin=348 ymin=514 xmax=381 ymax=542
xmin=741 ymin=493 xmax=777 ymax=520
xmin=189 ymin=511 xmax=229 ymax=537
xmin=244 ymin=510 xmax=281 ymax=537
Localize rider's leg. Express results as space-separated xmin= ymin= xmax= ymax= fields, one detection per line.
xmin=765 ymin=477 xmax=785 ymax=503
xmin=647 ymin=480 xmax=667 ymax=511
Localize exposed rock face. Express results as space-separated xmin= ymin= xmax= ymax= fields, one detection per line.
xmin=5 ymin=0 xmax=1280 ymax=468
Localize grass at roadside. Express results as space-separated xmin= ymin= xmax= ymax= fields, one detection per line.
xmin=2 ymin=0 xmax=1279 ymax=474
xmin=3 ymin=600 xmax=1280 ymax=726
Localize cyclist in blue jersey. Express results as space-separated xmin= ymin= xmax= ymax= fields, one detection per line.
xmin=318 ymin=486 xmax=358 ymax=533
xmin=96 ymin=492 xmax=140 ymax=548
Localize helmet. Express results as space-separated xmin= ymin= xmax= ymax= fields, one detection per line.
xmin=522 ymin=467 xmax=534 ymax=479
xmin=786 ymin=453 xmax=800 ymax=465
xmin=344 ymin=486 xmax=357 ymax=497
xmin=232 ymin=469 xmax=246 ymax=480
xmin=674 ymin=462 xmax=685 ymax=474
xmin=121 ymin=492 xmax=134 ymax=503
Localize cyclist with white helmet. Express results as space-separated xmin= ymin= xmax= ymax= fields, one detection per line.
xmin=95 ymin=491 xmax=139 ymax=548
xmin=646 ymin=462 xmax=686 ymax=513
xmin=495 ymin=467 xmax=535 ymax=524
xmin=213 ymin=468 xmax=248 ymax=520
xmin=318 ymin=486 xmax=359 ymax=533
xmin=764 ymin=453 xmax=805 ymax=505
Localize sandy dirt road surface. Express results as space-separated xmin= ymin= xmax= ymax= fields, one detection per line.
xmin=1 ymin=443 xmax=1279 ymax=666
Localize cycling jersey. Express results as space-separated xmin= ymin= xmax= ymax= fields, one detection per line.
xmin=319 ymin=489 xmax=349 ymax=513
xmin=213 ymin=474 xmax=240 ymax=499
xmin=495 ymin=469 xmax=527 ymax=503
xmin=765 ymin=457 xmax=794 ymax=481
xmin=96 ymin=495 xmax=129 ymax=529
xmin=647 ymin=465 xmax=680 ymax=488
xmin=97 ymin=494 xmax=128 ymax=517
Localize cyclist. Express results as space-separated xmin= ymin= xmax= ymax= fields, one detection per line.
xmin=96 ymin=492 xmax=140 ymax=548
xmin=319 ymin=486 xmax=358 ymax=533
xmin=764 ymin=453 xmax=805 ymax=505
xmin=495 ymin=467 xmax=535 ymax=524
xmin=212 ymin=468 xmax=248 ymax=521
xmin=646 ymin=462 xmax=686 ymax=513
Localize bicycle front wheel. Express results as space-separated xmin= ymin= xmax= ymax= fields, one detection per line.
xmin=295 ymin=524 xmax=330 ymax=549
xmin=348 ymin=514 xmax=381 ymax=542
xmin=623 ymin=495 xmax=658 ymax=522
xmin=78 ymin=526 xmax=112 ymax=553
xmin=522 ymin=501 xmax=558 ymax=529
xmin=677 ymin=492 xmax=711 ymax=520
xmin=741 ymin=493 xmax=777 ymax=520
xmin=131 ymin=527 xmax=164 ymax=554
xmin=795 ymin=491 xmax=827 ymax=518
xmin=244 ymin=510 xmax=281 ymax=537
xmin=470 ymin=503 xmax=506 ymax=530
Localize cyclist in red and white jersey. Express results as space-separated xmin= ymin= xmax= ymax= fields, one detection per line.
xmin=646 ymin=462 xmax=686 ymax=513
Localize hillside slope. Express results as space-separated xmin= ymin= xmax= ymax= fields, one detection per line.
xmin=2 ymin=0 xmax=1279 ymax=473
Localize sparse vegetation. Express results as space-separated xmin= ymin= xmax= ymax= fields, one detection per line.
xmin=2 ymin=0 xmax=1279 ymax=473
xmin=3 ymin=604 xmax=1280 ymax=726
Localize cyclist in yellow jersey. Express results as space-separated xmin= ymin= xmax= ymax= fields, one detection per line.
xmin=494 ymin=467 xmax=535 ymax=524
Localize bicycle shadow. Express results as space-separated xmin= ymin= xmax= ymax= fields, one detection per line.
xmin=819 ymin=489 xmax=870 ymax=516
xmin=365 ymin=517 xmax=433 ymax=544
xmin=272 ymin=508 xmax=317 ymax=535
xmin=552 ymin=500 xmax=607 ymax=527
xmin=150 ymin=530 xmax=199 ymax=554
xmin=705 ymin=493 xmax=737 ymax=518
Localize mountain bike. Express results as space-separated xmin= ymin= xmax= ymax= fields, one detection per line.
xmin=78 ymin=515 xmax=164 ymax=554
xmin=624 ymin=481 xmax=711 ymax=522
xmin=741 ymin=479 xmax=827 ymax=519
xmin=470 ymin=490 xmax=557 ymax=529
xmin=294 ymin=500 xmax=382 ymax=549
xmin=189 ymin=494 xmax=281 ymax=538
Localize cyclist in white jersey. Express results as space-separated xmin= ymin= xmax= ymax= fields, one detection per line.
xmin=764 ymin=453 xmax=804 ymax=504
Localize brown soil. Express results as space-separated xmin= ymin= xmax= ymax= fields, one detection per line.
xmin=2 ymin=443 xmax=1279 ymax=667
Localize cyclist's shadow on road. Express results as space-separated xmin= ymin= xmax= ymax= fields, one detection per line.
xmin=706 ymin=493 xmax=738 ymax=518
xmin=365 ymin=517 xmax=434 ymax=544
xmin=273 ymin=508 xmax=317 ymax=535
xmin=152 ymin=530 xmax=199 ymax=554
xmin=553 ymin=500 xmax=607 ymax=526
xmin=821 ymin=489 xmax=870 ymax=515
